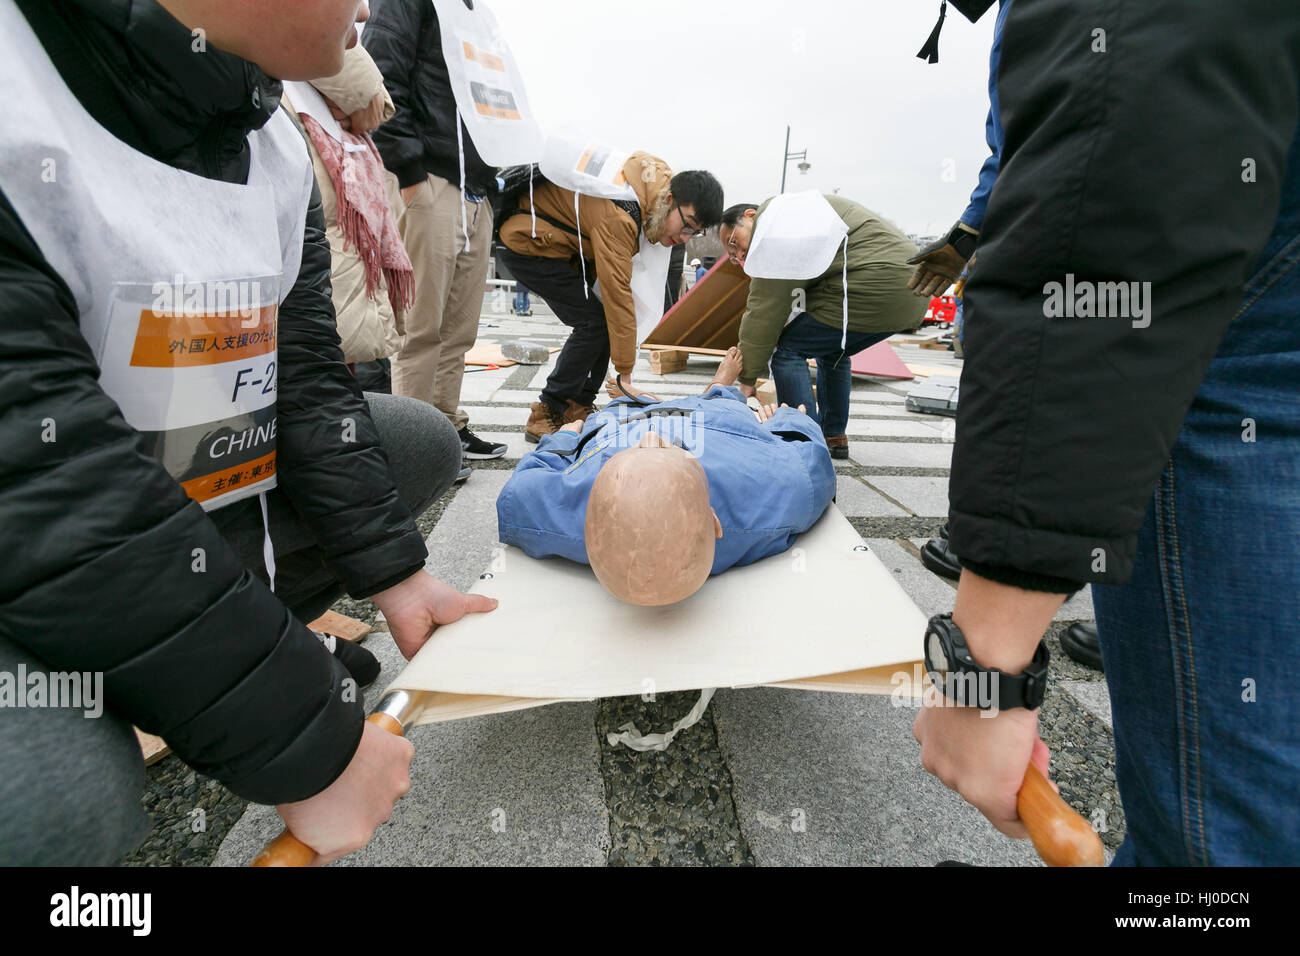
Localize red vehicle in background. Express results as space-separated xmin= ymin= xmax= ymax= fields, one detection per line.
xmin=921 ymin=294 xmax=957 ymax=328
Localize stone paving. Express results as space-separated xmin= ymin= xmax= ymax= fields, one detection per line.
xmin=213 ymin=303 xmax=1122 ymax=867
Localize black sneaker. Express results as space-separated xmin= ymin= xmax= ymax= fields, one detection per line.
xmin=313 ymin=630 xmax=381 ymax=688
xmin=460 ymin=427 xmax=507 ymax=460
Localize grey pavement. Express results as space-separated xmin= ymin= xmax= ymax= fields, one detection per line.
xmin=212 ymin=311 xmax=1117 ymax=867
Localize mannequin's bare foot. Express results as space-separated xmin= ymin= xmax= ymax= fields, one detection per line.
xmin=709 ymin=346 xmax=744 ymax=388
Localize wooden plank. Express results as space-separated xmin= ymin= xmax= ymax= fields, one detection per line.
xmin=306 ymin=610 xmax=372 ymax=643
xmin=464 ymin=345 xmax=560 ymax=368
xmin=648 ymin=349 xmax=689 ymax=375
xmin=135 ymin=728 xmax=171 ymax=766
xmin=755 ymin=378 xmax=778 ymax=405
xmin=904 ymin=364 xmax=955 ymax=379
xmin=642 ymin=344 xmax=730 ymax=356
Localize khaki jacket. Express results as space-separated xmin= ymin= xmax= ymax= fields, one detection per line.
xmin=738 ymin=195 xmax=925 ymax=384
xmin=498 ymin=152 xmax=673 ymax=375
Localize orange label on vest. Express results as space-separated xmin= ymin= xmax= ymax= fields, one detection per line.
xmin=462 ymin=41 xmax=505 ymax=72
xmin=130 ymin=305 xmax=278 ymax=368
xmin=180 ymin=450 xmax=276 ymax=504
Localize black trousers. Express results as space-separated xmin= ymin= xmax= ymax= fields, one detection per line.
xmin=496 ymin=247 xmax=611 ymax=410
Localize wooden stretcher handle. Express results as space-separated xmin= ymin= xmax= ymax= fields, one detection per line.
xmin=251 ymin=712 xmax=405 ymax=868
xmin=1018 ymin=764 xmax=1105 ymax=867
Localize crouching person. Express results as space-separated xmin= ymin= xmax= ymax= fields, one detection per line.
xmin=0 ymin=0 xmax=494 ymax=865
xmin=495 ymin=158 xmax=724 ymax=441
xmin=720 ymin=195 xmax=925 ymax=459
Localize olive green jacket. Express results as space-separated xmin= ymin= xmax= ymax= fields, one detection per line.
xmin=738 ymin=195 xmax=925 ymax=384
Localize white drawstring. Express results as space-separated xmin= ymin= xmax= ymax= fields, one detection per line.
xmin=840 ymin=234 xmax=849 ymax=350
xmin=528 ymin=165 xmax=536 ymax=238
xmin=607 ymin=688 xmax=716 ymax=752
xmin=258 ymin=491 xmax=276 ymax=593
xmin=575 ymin=191 xmax=589 ymax=299
xmin=455 ymin=114 xmax=470 ymax=253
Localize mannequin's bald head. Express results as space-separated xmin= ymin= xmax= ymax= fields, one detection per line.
xmin=585 ymin=433 xmax=723 ymax=606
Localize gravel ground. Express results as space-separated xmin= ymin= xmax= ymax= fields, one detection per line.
xmin=598 ymin=692 xmax=754 ymax=866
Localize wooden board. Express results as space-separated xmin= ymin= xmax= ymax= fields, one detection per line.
xmin=643 ymin=259 xmax=751 ymax=352
xmin=648 ymin=349 xmax=689 ymax=375
xmin=905 ymin=364 xmax=957 ymax=379
xmin=306 ymin=610 xmax=372 ymax=643
xmin=464 ymin=345 xmax=560 ymax=368
xmin=135 ymin=728 xmax=171 ymax=766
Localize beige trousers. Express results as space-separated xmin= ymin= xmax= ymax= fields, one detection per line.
xmin=392 ymin=172 xmax=492 ymax=431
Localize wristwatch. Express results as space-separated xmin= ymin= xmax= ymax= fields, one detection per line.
xmin=923 ymin=613 xmax=1049 ymax=710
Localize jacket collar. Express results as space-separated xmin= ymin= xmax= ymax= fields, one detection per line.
xmin=61 ymin=0 xmax=283 ymax=167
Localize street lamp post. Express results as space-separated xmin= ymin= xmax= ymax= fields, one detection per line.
xmin=780 ymin=124 xmax=810 ymax=193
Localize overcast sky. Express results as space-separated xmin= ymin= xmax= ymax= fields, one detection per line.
xmin=485 ymin=0 xmax=998 ymax=237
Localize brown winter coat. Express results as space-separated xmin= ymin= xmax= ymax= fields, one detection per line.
xmin=498 ymin=152 xmax=672 ymax=375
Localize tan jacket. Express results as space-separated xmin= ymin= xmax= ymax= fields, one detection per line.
xmin=284 ymin=46 xmax=406 ymax=365
xmin=498 ymin=152 xmax=673 ymax=375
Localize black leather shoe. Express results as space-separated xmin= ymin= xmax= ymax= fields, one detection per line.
xmin=920 ymin=536 xmax=962 ymax=581
xmin=1061 ymin=621 xmax=1103 ymax=672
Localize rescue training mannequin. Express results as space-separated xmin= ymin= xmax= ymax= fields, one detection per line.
xmin=497 ymin=346 xmax=835 ymax=606
xmin=584 ymin=432 xmax=724 ymax=605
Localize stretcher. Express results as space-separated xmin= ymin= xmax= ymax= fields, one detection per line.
xmin=253 ymin=506 xmax=1103 ymax=867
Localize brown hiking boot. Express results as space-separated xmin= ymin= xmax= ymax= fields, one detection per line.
xmin=525 ymin=401 xmax=564 ymax=443
xmin=825 ymin=434 xmax=849 ymax=460
xmin=562 ymin=399 xmax=597 ymax=424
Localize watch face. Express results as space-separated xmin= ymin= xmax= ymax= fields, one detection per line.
xmin=926 ymin=631 xmax=949 ymax=675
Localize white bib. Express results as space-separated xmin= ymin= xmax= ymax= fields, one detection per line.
xmin=744 ymin=190 xmax=852 ymax=348
xmin=541 ymin=128 xmax=669 ymax=343
xmin=431 ymin=0 xmax=543 ymax=166
xmin=0 ymin=1 xmax=313 ymax=511
xmin=540 ymin=127 xmax=637 ymax=202
xmin=744 ymin=190 xmax=848 ymax=280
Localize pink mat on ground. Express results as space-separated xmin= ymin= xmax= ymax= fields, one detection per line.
xmin=851 ymin=341 xmax=913 ymax=380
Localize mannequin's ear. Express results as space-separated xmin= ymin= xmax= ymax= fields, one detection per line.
xmin=711 ymin=509 xmax=723 ymax=539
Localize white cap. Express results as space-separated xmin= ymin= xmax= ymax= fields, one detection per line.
xmin=690 ymin=258 xmax=701 ymax=266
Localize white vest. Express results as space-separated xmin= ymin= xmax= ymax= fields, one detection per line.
xmin=0 ymin=0 xmax=313 ymax=511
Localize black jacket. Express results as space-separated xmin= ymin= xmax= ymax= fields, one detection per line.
xmin=362 ymin=0 xmax=496 ymax=194
xmin=0 ymin=0 xmax=428 ymax=803
xmin=948 ymin=0 xmax=1299 ymax=591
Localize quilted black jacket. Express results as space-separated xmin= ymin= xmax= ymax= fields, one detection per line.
xmin=0 ymin=0 xmax=427 ymax=803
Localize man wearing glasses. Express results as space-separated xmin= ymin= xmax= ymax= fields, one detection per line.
xmin=719 ymin=197 xmax=924 ymax=459
xmin=497 ymin=155 xmax=723 ymax=443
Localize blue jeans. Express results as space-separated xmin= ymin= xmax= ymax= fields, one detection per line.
xmin=769 ymin=313 xmax=893 ymax=437
xmin=513 ymin=285 xmax=530 ymax=314
xmin=1092 ymin=138 xmax=1300 ymax=865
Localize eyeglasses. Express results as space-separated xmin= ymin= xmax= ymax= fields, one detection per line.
xmin=673 ymin=204 xmax=705 ymax=240
xmin=722 ymin=227 xmax=744 ymax=262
